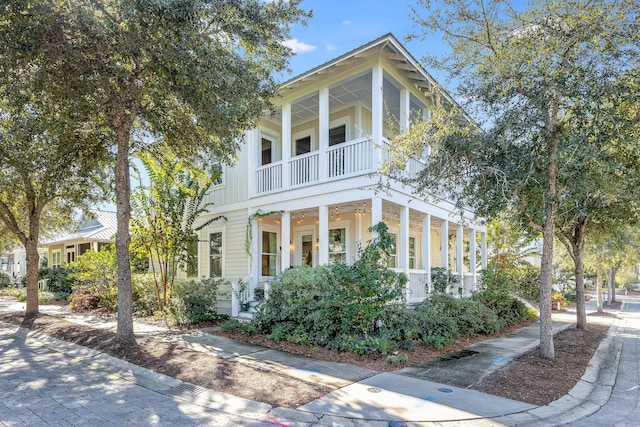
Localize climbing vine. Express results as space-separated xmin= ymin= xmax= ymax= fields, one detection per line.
xmin=245 ymin=209 xmax=285 ymax=257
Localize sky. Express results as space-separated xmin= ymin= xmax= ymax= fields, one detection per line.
xmin=281 ymin=1 xmax=441 ymax=81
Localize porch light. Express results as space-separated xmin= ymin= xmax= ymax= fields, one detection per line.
xmin=315 ymin=238 xmax=319 ymax=249
xmin=289 ymin=241 xmax=294 ymax=250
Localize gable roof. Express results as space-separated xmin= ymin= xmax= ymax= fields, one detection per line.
xmin=43 ymin=209 xmax=117 ymax=246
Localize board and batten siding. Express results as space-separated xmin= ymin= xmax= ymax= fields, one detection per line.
xmin=204 ymin=140 xmax=250 ymax=207
xmin=196 ymin=209 xmax=250 ymax=316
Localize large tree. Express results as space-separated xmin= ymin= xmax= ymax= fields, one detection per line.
xmin=0 ymin=8 xmax=109 ymax=316
xmin=396 ymin=0 xmax=640 ymax=358
xmin=1 ymin=0 xmax=308 ymax=342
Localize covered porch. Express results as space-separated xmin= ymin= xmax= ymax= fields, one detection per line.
xmin=232 ymin=198 xmax=486 ymax=317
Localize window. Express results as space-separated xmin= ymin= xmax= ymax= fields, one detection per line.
xmin=387 ymin=234 xmax=397 ymax=268
xmin=186 ymin=235 xmax=198 ymax=277
xmin=329 ymin=125 xmax=346 ymax=146
xmin=328 ymin=228 xmax=346 ymax=264
xmin=261 ymin=231 xmax=278 ymax=276
xmin=295 ymin=135 xmax=311 ymax=155
xmin=409 ymin=237 xmax=416 ymax=269
xmin=209 ymin=232 xmax=222 ymax=278
xmin=65 ymin=245 xmax=75 ymax=264
xmin=51 ymin=250 xmax=62 ymax=269
xmin=261 ymin=137 xmax=273 ymax=165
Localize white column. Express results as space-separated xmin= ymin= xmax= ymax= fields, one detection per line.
xmin=422 ymin=214 xmax=431 ymax=291
xmin=355 ymin=211 xmax=363 ymax=259
xmin=399 ymin=206 xmax=409 ymax=271
xmin=281 ymin=103 xmax=291 ymax=190
xmin=469 ymin=229 xmax=477 ymax=289
xmin=371 ymin=197 xmax=383 ymax=238
xmin=247 ymin=128 xmax=258 ymax=197
xmin=355 ymin=101 xmax=363 ymax=138
xmin=281 ymin=211 xmax=291 ymax=271
xmin=371 ymin=65 xmax=384 ymax=167
xmin=319 ymin=88 xmax=329 ymax=181
xmin=456 ymin=225 xmax=464 ymax=275
xmin=400 ymin=88 xmax=410 ymax=132
xmin=481 ymin=232 xmax=488 ymax=269
xmin=251 ymin=212 xmax=260 ymax=280
xmin=318 ymin=205 xmax=329 ymax=265
xmin=440 ymin=220 xmax=449 ymax=269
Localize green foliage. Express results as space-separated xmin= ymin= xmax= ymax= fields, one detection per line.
xmin=37 ymin=267 xmax=74 ymax=295
xmin=220 ymin=319 xmax=242 ymax=332
xmin=430 ymin=267 xmax=461 ymax=294
xmin=69 ymin=248 xmax=118 ymax=311
xmin=253 ymin=223 xmax=407 ymax=352
xmin=131 ymin=273 xmax=159 ymax=317
xmin=386 ymin=354 xmax=409 ymax=365
xmin=131 ymin=152 xmax=224 ymax=312
xmin=167 ymin=278 xmax=227 ymax=325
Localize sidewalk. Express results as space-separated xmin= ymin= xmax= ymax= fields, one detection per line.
xmin=0 ymin=297 xmax=634 ymax=426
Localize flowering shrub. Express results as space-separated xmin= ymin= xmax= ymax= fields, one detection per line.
xmin=70 ymin=287 xmax=100 ymax=311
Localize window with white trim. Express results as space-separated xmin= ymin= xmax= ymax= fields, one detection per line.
xmin=328 ymin=228 xmax=346 ymax=264
xmin=261 ymin=231 xmax=278 ymax=276
xmin=387 ymin=233 xmax=398 ymax=268
xmin=209 ymin=232 xmax=222 ymax=278
xmin=51 ymin=250 xmax=62 ymax=269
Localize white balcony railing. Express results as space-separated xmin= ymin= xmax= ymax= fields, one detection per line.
xmin=328 ymin=137 xmax=373 ymax=178
xmin=289 ymin=151 xmax=319 ymax=187
xmin=255 ymin=162 xmax=282 ymax=195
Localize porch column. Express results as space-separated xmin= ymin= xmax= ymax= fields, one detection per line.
xmin=371 ymin=197 xmax=383 ymax=238
xmin=250 ymin=210 xmax=260 ymax=280
xmin=481 ymin=231 xmax=488 ymax=269
xmin=281 ymin=211 xmax=291 ymax=270
xmin=456 ymin=224 xmax=464 ymax=276
xmin=400 ymin=88 xmax=410 ymax=132
xmin=469 ymin=229 xmax=477 ymax=289
xmin=93 ymin=241 xmax=99 ymax=251
xmin=372 ymin=65 xmax=384 ymax=167
xmin=399 ymin=206 xmax=409 ymax=271
xmin=422 ymin=214 xmax=431 ymax=291
xmin=440 ymin=220 xmax=449 ymax=269
xmin=281 ymin=103 xmax=291 ymax=190
xmin=355 ymin=210 xmax=363 ymax=257
xmin=318 ymin=205 xmax=329 ymax=265
xmin=319 ymin=88 xmax=329 ymax=182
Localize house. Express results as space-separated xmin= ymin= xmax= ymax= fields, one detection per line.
xmin=42 ymin=209 xmax=117 ymax=268
xmin=187 ymin=34 xmax=487 ymax=317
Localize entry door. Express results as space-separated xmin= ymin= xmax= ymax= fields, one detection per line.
xmin=294 ymin=229 xmax=315 ymax=267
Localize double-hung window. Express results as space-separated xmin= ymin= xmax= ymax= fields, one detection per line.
xmin=209 ymin=232 xmax=222 ymax=278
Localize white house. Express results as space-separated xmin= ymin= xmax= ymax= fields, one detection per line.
xmin=188 ymin=34 xmax=487 ymax=317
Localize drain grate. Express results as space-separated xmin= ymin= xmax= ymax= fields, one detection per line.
xmin=165 ymin=383 xmax=206 ymax=396
xmin=438 ymin=349 xmax=479 ymax=361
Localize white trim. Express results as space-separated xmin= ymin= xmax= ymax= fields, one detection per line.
xmin=208 ymin=227 xmax=225 ymax=279
xmin=259 ymin=128 xmax=281 ymax=165
xmin=292 ymin=127 xmax=316 ymax=155
xmin=293 ymin=226 xmax=316 ymax=267
xmin=259 ymin=223 xmax=280 ymax=279
xmin=329 ymin=116 xmax=351 ymax=144
xmin=328 ymin=219 xmax=350 ymax=263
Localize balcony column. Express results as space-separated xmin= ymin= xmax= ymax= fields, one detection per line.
xmin=440 ymin=220 xmax=449 ymax=269
xmin=281 ymin=211 xmax=291 ymax=270
xmin=281 ymin=103 xmax=291 ymax=190
xmin=319 ymin=88 xmax=329 ymax=182
xmin=469 ymin=229 xmax=477 ymax=290
xmin=400 ymin=88 xmax=410 ymax=132
xmin=371 ymin=65 xmax=384 ymax=167
xmin=247 ymin=128 xmax=258 ymax=197
xmin=318 ymin=205 xmax=329 ymax=265
xmin=422 ymin=214 xmax=431 ymax=292
xmin=481 ymin=231 xmax=488 ymax=269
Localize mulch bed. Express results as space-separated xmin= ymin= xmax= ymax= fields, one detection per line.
xmin=1 ymin=313 xmax=330 ymax=408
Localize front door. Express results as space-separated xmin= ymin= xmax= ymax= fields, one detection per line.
xmin=294 ymin=229 xmax=315 ymax=267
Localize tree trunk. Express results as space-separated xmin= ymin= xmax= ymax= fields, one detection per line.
xmin=24 ymin=221 xmax=40 ymax=317
xmin=596 ymin=265 xmax=603 ymax=313
xmin=573 ymin=242 xmax=588 ymax=331
xmin=539 ymin=212 xmax=555 ymax=359
xmin=611 ymin=267 xmax=616 ymax=302
xmin=115 ymin=128 xmax=135 ymax=344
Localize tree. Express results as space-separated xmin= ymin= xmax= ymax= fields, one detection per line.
xmin=0 ymin=8 xmax=109 ymax=316
xmin=398 ymin=0 xmax=640 ymax=358
xmin=1 ymin=0 xmax=309 ymax=342
xmin=131 ymin=151 xmax=223 ymax=312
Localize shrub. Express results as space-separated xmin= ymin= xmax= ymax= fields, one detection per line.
xmin=69 ymin=248 xmax=118 ymax=311
xmin=38 ymin=267 xmax=74 ymax=294
xmin=430 ymin=267 xmax=461 ymax=294
xmin=132 ymin=273 xmax=158 ymax=317
xmin=169 ymin=277 xmax=227 ymax=324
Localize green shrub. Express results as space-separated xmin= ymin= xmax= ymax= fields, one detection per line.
xmin=0 ymin=273 xmax=12 ymax=288
xmin=38 ymin=267 xmax=74 ymax=294
xmin=170 ymin=277 xmax=227 ymax=324
xmin=132 ymin=273 xmax=158 ymax=317
xmin=220 ymin=319 xmax=242 ymax=331
xmin=69 ymin=248 xmax=118 ymax=311
xmin=431 ymin=267 xmax=461 ymax=294
xmin=386 ymin=354 xmax=409 ymax=364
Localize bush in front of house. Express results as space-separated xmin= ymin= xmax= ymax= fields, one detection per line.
xmin=132 ymin=273 xmax=159 ymax=317
xmin=166 ymin=277 xmax=228 ymax=325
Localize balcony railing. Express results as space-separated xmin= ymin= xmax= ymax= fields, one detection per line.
xmin=255 ymin=137 xmax=378 ymax=196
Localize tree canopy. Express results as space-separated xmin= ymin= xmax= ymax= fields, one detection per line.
xmin=0 ymin=0 xmax=309 ymax=341
xmin=392 ymin=0 xmax=640 ymax=358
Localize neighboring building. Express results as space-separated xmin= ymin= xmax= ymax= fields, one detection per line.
xmin=42 ymin=209 xmax=117 ymax=268
xmin=187 ymin=34 xmax=487 ymax=317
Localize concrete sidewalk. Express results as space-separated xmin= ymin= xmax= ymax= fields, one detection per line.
xmin=0 ymin=296 xmax=633 ymax=426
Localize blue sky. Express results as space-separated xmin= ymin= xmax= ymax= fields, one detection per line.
xmin=282 ymin=1 xmax=434 ymax=80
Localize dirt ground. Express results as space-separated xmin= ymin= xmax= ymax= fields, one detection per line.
xmin=1 ymin=305 xmax=615 ymax=408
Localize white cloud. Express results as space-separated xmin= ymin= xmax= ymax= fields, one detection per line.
xmin=325 ymin=43 xmax=337 ymax=51
xmin=342 ymin=20 xmax=352 ymax=25
xmin=283 ymin=38 xmax=317 ymax=53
